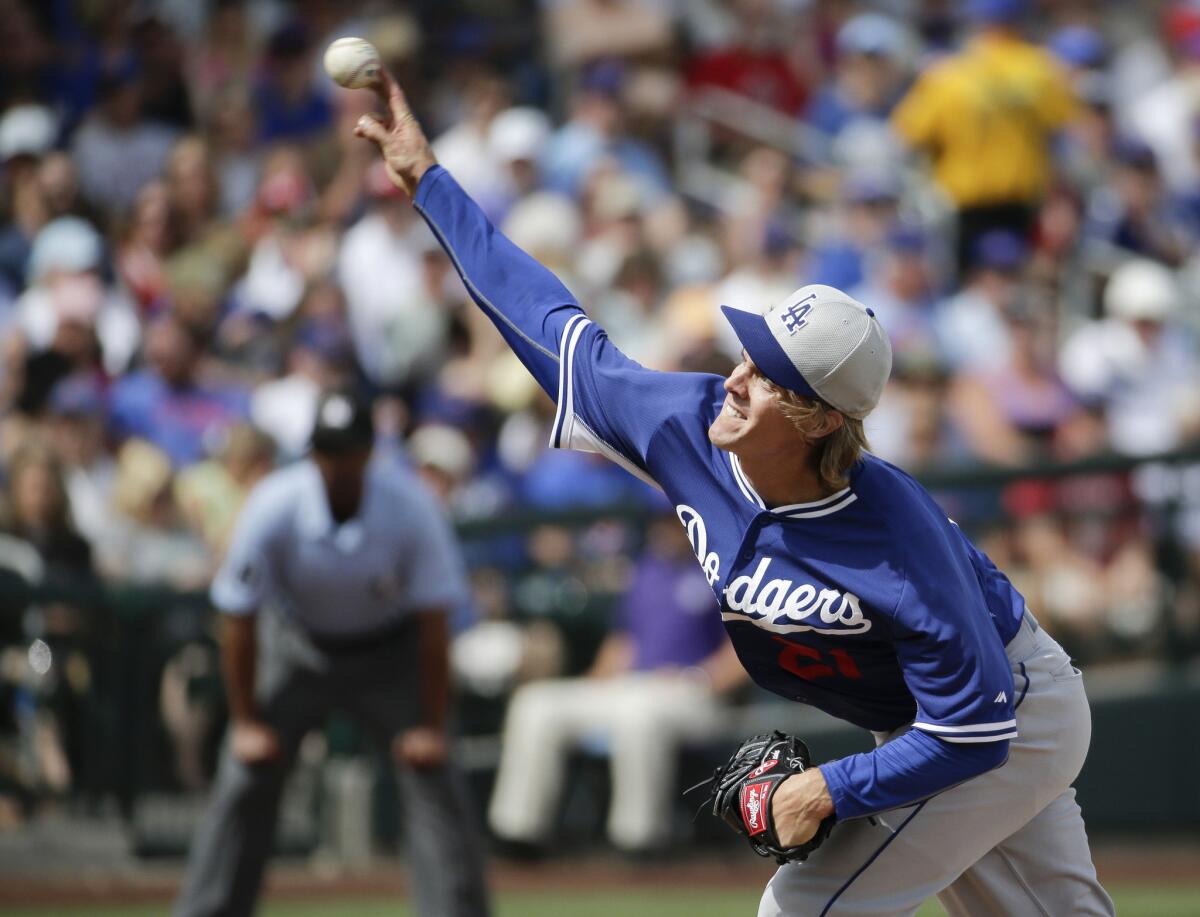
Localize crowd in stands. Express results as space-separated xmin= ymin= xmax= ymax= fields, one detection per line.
xmin=1 ymin=0 xmax=1199 ymax=816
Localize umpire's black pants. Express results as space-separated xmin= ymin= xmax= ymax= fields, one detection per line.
xmin=174 ymin=612 xmax=490 ymax=917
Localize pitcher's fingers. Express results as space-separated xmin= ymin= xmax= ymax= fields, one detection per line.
xmin=354 ymin=112 xmax=388 ymax=145
xmin=379 ymin=68 xmax=413 ymax=126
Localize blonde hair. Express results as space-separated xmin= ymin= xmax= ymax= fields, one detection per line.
xmin=766 ymin=383 xmax=870 ymax=491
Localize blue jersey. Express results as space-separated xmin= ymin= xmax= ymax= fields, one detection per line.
xmin=416 ymin=166 xmax=1027 ymax=820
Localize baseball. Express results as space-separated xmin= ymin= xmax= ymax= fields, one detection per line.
xmin=323 ymin=37 xmax=381 ymax=89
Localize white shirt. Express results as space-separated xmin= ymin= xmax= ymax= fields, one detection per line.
xmin=337 ymin=212 xmax=448 ymax=386
xmin=1059 ymin=319 xmax=1200 ymax=455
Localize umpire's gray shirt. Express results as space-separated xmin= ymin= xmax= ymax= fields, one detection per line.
xmin=211 ymin=456 xmax=468 ymax=637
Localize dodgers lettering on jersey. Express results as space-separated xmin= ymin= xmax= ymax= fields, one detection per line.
xmin=414 ymin=165 xmax=1029 ymax=818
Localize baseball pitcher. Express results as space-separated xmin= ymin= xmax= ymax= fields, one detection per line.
xmin=355 ymin=69 xmax=1114 ymax=916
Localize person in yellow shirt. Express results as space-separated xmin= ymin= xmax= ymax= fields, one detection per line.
xmin=892 ymin=0 xmax=1074 ymax=273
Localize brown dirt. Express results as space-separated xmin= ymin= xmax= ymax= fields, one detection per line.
xmin=0 ymin=842 xmax=1195 ymax=908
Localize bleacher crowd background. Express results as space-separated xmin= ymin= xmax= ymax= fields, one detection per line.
xmin=0 ymin=0 xmax=1199 ymax=848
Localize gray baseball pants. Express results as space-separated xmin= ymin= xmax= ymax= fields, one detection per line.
xmin=175 ymin=613 xmax=491 ymax=917
xmin=759 ymin=611 xmax=1115 ymax=917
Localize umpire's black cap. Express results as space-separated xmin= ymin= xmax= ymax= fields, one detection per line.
xmin=310 ymin=389 xmax=374 ymax=454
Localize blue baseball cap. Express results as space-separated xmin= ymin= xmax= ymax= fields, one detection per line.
xmin=721 ymin=285 xmax=893 ymax=419
xmin=1047 ymin=26 xmax=1107 ymax=68
xmin=971 ymin=230 xmax=1027 ymax=271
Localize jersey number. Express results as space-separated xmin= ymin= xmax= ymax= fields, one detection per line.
xmin=772 ymin=637 xmax=862 ymax=680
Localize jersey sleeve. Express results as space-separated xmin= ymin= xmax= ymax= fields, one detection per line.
xmin=818 ymin=522 xmax=1017 ymax=818
xmin=210 ymin=481 xmax=282 ymax=615
xmin=415 ymin=165 xmax=720 ymax=487
xmin=819 ymin=725 xmax=1007 ymax=820
xmin=891 ymin=529 xmax=1017 ymax=745
xmin=549 ymin=316 xmax=722 ymax=486
xmin=414 ymin=165 xmax=583 ymax=399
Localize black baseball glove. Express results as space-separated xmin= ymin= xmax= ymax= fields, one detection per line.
xmin=701 ymin=730 xmax=834 ymax=864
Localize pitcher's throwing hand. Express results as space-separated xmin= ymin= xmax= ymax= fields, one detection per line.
xmin=352 ymin=68 xmax=437 ymax=197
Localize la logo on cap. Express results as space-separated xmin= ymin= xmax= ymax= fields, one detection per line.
xmin=780 ymin=293 xmax=816 ymax=335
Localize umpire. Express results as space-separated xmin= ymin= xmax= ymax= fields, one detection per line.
xmin=175 ymin=390 xmax=491 ymax=917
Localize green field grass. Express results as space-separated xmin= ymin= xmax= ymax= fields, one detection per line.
xmin=5 ymin=884 xmax=1199 ymax=917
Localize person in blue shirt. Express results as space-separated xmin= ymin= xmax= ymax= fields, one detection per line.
xmin=109 ymin=314 xmax=249 ymax=467
xmin=354 ymin=71 xmax=1113 ymax=917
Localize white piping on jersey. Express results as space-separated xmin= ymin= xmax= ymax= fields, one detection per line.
xmin=773 ymin=487 xmax=852 ymax=513
xmin=549 ymin=314 xmax=660 ymax=490
xmin=559 ymin=414 xmax=661 ymax=490
xmin=728 ymin=453 xmax=766 ymax=509
xmin=551 ymin=314 xmax=591 ymax=448
xmin=719 ymin=611 xmax=870 ymax=636
xmin=729 ymin=455 xmax=858 ymax=518
xmin=913 ymin=719 xmax=1016 ymax=734
xmin=937 ymin=732 xmax=1019 ymax=743
xmin=415 ymin=195 xmax=559 ymax=361
xmin=785 ymin=494 xmax=859 ymax=518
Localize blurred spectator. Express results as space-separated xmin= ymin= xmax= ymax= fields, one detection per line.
xmin=115 ymin=179 xmax=173 ymax=310
xmin=252 ymin=21 xmax=328 ymax=145
xmin=488 ymin=106 xmax=553 ymax=220
xmin=849 ymin=224 xmax=942 ymax=366
xmin=10 ymin=216 xmax=141 ymax=380
xmin=947 ymin=299 xmax=1087 ymax=466
xmin=489 ymin=510 xmax=745 ymax=854
xmin=544 ymin=0 xmax=674 ymax=72
xmin=337 ymin=162 xmax=449 ymax=389
xmin=808 ymin=168 xmax=904 ymax=291
xmin=1125 ymin=4 xmax=1200 ymax=196
xmin=232 ymin=145 xmax=323 ymax=324
xmin=409 ymin=423 xmax=479 ymax=511
xmin=1083 ymin=137 xmax=1195 ymax=267
xmin=432 ymin=72 xmax=513 ymax=221
xmin=41 ymin=375 xmax=115 ymax=547
xmin=1059 ymin=258 xmax=1200 ymax=456
xmin=718 ymin=145 xmax=794 ymax=271
xmin=94 ymin=438 xmax=210 ymax=588
xmin=70 ymin=62 xmax=178 ymax=214
xmin=685 ymin=0 xmax=809 ymax=115
xmin=0 ymin=105 xmax=58 ymax=296
xmin=0 ymin=440 xmax=93 ymax=589
xmin=133 ymin=14 xmax=195 ymax=130
xmin=251 ymin=309 xmax=356 ymax=458
xmin=541 ymin=62 xmax=671 ymax=201
xmin=934 ymin=229 xmax=1027 ymax=373
xmin=807 ymin=13 xmax=912 ymax=143
xmin=892 ymin=0 xmax=1074 ymax=272
xmin=0 ymin=440 xmax=98 ymax=800
xmin=175 ymin=423 xmax=276 ymax=557
xmin=108 ymin=314 xmax=249 ymax=467
xmin=1054 ymin=71 xmax=1118 ymax=198
xmin=206 ymin=83 xmax=262 ymax=218
xmin=186 ymin=0 xmax=260 ymax=120
xmin=575 ymin=170 xmax=649 ymax=292
xmin=714 ymin=224 xmax=805 ymax=364
xmin=868 ymin=361 xmax=967 ymax=470
xmin=254 ymin=22 xmax=332 ymax=145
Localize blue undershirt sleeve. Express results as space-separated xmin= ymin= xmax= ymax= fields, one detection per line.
xmin=818 ymin=727 xmax=1008 ymax=820
xmin=413 ymin=165 xmax=584 ymax=399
